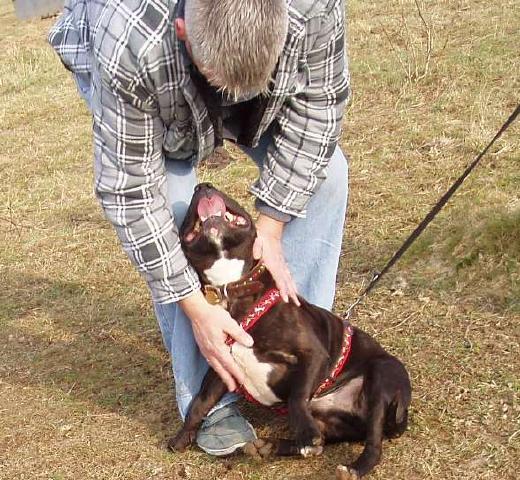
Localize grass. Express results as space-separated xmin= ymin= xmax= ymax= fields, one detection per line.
xmin=0 ymin=0 xmax=519 ymax=478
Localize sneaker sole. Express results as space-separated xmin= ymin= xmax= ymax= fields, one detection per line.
xmin=198 ymin=440 xmax=250 ymax=456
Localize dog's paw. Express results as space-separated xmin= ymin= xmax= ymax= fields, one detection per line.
xmin=298 ymin=444 xmax=324 ymax=458
xmin=295 ymin=424 xmax=323 ymax=454
xmin=242 ymin=438 xmax=274 ymax=459
xmin=336 ymin=465 xmax=360 ymax=480
xmin=167 ymin=430 xmax=195 ymax=452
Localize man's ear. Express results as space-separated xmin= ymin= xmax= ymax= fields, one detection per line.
xmin=175 ymin=18 xmax=195 ymax=58
xmin=175 ymin=18 xmax=187 ymax=41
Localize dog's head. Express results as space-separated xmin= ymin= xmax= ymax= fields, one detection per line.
xmin=180 ymin=183 xmax=257 ymax=286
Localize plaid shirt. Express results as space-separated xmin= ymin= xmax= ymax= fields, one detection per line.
xmin=49 ymin=0 xmax=350 ymax=303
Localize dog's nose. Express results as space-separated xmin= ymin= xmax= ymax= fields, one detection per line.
xmin=194 ymin=182 xmax=213 ymax=193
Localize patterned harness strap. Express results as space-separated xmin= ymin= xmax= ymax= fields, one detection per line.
xmin=313 ymin=321 xmax=354 ymax=397
xmin=225 ymin=288 xmax=282 ymax=346
xmin=225 ymin=288 xmax=354 ymax=414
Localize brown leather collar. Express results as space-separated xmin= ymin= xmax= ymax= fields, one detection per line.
xmin=203 ymin=263 xmax=267 ymax=306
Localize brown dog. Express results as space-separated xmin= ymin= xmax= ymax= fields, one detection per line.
xmin=169 ymin=183 xmax=412 ymax=479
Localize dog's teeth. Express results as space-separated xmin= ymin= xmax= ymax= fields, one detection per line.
xmin=235 ymin=216 xmax=246 ymax=226
xmin=225 ymin=212 xmax=234 ymax=222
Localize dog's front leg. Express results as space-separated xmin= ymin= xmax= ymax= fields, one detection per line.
xmin=244 ymin=361 xmax=324 ymax=459
xmin=168 ymin=368 xmax=227 ymax=452
xmin=286 ymin=358 xmax=325 ymax=457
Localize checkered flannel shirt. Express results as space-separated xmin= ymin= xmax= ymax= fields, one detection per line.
xmin=49 ymin=0 xmax=350 ymax=303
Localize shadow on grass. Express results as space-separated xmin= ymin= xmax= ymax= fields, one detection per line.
xmin=0 ymin=271 xmax=180 ymax=442
xmin=0 ymin=271 xmax=304 ymax=443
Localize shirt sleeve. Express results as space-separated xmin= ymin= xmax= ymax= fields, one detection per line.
xmin=92 ymin=46 xmax=201 ymax=304
xmin=250 ymin=1 xmax=350 ymax=218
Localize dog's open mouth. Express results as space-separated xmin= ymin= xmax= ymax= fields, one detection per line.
xmin=184 ymin=194 xmax=249 ymax=243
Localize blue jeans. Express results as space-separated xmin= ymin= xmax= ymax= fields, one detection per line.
xmin=155 ymin=134 xmax=349 ymax=420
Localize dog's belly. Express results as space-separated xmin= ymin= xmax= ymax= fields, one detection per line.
xmin=230 ymin=344 xmax=281 ymax=406
xmin=310 ymin=376 xmax=367 ymax=418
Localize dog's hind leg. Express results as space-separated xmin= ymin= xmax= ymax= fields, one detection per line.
xmin=342 ymin=394 xmax=385 ymax=478
xmin=337 ymin=358 xmax=410 ymax=478
xmin=168 ymin=369 xmax=227 ymax=452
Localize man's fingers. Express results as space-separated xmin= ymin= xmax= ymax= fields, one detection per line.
xmin=279 ymin=283 xmax=289 ymax=303
xmin=225 ymin=320 xmax=254 ymax=348
xmin=253 ymin=234 xmax=300 ymax=305
xmin=278 ymin=275 xmax=291 ymax=303
xmin=219 ymin=349 xmax=247 ymax=386
xmin=252 ymin=237 xmax=263 ymax=260
xmin=286 ymin=286 xmax=300 ymax=306
xmin=213 ymin=345 xmax=246 ymax=387
xmin=287 ymin=276 xmax=301 ymax=306
xmin=209 ymin=357 xmax=237 ymax=392
xmin=272 ymin=264 xmax=300 ymax=305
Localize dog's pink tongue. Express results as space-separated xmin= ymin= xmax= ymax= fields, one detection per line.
xmin=197 ymin=195 xmax=226 ymax=220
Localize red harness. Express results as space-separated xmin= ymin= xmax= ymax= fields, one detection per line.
xmin=225 ymin=288 xmax=354 ymax=414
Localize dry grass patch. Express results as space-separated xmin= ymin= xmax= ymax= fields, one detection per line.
xmin=1 ymin=0 xmax=519 ymax=479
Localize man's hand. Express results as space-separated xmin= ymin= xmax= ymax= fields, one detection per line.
xmin=179 ymin=291 xmax=254 ymax=392
xmin=253 ymin=214 xmax=300 ymax=306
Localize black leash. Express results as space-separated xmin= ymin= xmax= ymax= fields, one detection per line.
xmin=344 ymin=103 xmax=520 ymax=319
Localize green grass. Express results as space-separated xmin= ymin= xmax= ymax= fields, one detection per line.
xmin=1 ymin=0 xmax=519 ymax=478
xmin=405 ymin=205 xmax=520 ymax=311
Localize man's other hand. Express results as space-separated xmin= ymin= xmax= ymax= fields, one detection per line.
xmin=253 ymin=214 xmax=300 ymax=306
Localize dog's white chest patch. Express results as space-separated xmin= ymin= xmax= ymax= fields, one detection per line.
xmin=204 ymin=257 xmax=244 ymax=286
xmin=231 ymin=344 xmax=281 ymax=406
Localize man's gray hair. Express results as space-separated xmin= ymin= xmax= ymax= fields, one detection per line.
xmin=185 ymin=0 xmax=288 ymax=98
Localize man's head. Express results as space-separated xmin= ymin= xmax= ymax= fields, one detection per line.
xmin=176 ymin=0 xmax=288 ymax=99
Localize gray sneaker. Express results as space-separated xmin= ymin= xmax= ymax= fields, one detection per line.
xmin=196 ymin=404 xmax=257 ymax=456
